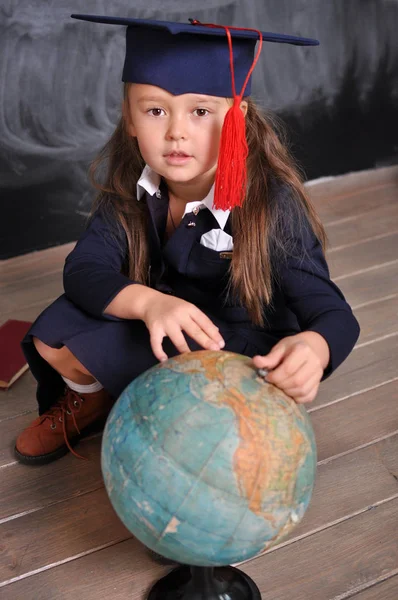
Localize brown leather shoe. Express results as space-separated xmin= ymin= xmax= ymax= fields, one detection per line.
xmin=14 ymin=387 xmax=115 ymax=465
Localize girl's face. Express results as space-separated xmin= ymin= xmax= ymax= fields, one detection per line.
xmin=126 ymin=84 xmax=247 ymax=189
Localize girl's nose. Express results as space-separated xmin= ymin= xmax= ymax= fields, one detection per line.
xmin=165 ymin=117 xmax=187 ymax=141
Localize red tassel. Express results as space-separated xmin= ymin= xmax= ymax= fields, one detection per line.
xmin=190 ymin=20 xmax=263 ymax=212
xmin=214 ymin=98 xmax=248 ymax=211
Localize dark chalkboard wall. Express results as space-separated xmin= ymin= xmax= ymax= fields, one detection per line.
xmin=1 ymin=0 xmax=397 ymax=258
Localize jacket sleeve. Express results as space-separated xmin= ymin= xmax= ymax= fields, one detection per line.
xmin=274 ymin=191 xmax=360 ymax=380
xmin=63 ymin=211 xmax=138 ymax=320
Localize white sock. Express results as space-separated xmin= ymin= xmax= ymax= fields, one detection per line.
xmin=62 ymin=375 xmax=104 ymax=394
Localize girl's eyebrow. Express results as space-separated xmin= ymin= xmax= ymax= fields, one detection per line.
xmin=192 ymin=96 xmax=221 ymax=104
xmin=137 ymin=96 xmax=166 ymax=103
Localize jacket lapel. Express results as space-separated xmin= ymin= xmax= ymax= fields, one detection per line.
xmin=144 ymin=184 xmax=233 ymax=284
xmin=144 ymin=188 xmax=168 ymax=283
xmin=163 ymin=206 xmax=224 ymax=273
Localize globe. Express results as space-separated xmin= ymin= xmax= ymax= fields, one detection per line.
xmin=101 ymin=350 xmax=317 ymax=567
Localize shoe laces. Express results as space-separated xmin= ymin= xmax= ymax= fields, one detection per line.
xmin=42 ymin=387 xmax=88 ymax=460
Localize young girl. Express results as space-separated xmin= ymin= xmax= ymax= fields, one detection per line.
xmin=15 ymin=14 xmax=360 ymax=465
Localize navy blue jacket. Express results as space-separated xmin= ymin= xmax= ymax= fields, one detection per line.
xmin=62 ymin=182 xmax=360 ymax=381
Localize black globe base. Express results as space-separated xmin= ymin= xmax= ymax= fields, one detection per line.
xmin=147 ymin=564 xmax=261 ymax=600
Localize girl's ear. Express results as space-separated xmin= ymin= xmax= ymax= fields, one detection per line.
xmin=240 ymin=100 xmax=248 ymax=118
xmin=122 ymin=100 xmax=137 ymax=137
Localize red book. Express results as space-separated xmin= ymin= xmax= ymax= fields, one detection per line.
xmin=0 ymin=320 xmax=32 ymax=390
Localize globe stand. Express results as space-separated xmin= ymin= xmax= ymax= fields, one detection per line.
xmin=147 ymin=564 xmax=261 ymax=599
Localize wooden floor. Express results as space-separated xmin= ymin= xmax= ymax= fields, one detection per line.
xmin=1 ymin=165 xmax=398 ymax=599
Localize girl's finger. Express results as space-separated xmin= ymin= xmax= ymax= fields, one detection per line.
xmin=149 ymin=327 xmax=168 ymax=362
xmin=294 ymin=387 xmax=319 ymax=404
xmin=277 ymin=359 xmax=318 ymax=390
xmin=191 ymin=312 xmax=225 ymax=347
xmin=253 ymin=343 xmax=286 ymax=371
xmin=167 ymin=325 xmax=191 ymax=355
xmin=282 ymin=371 xmax=322 ymax=402
xmin=265 ymin=348 xmax=307 ymax=386
xmin=184 ymin=320 xmax=222 ymax=351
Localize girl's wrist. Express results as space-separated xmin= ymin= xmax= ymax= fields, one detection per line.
xmin=104 ymin=284 xmax=161 ymax=320
xmin=294 ymin=331 xmax=330 ymax=370
xmin=132 ymin=285 xmax=165 ymax=321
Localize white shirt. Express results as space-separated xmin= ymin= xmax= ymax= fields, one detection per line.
xmin=136 ymin=164 xmax=230 ymax=231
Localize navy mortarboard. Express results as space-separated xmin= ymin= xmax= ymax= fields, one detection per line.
xmin=70 ymin=15 xmax=319 ymax=96
xmin=71 ymin=14 xmax=319 ymax=210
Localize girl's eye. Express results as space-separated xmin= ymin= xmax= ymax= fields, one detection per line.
xmin=194 ymin=108 xmax=209 ymax=117
xmin=148 ymin=108 xmax=165 ymax=117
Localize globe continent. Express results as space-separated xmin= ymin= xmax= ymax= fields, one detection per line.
xmin=101 ymin=350 xmax=317 ymax=566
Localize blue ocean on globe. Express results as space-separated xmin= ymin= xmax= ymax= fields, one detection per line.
xmin=101 ymin=350 xmax=317 ymax=566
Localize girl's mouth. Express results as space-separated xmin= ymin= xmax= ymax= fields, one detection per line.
xmin=164 ymin=152 xmax=192 ymax=164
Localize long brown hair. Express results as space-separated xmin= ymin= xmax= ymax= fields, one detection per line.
xmin=89 ymin=84 xmax=327 ymax=326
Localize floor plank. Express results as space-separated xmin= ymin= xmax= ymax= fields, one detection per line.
xmin=0 ymin=487 xmax=132 ymax=585
xmin=3 ymin=496 xmax=397 ymax=599
xmin=0 ymin=302 xmax=51 ymax=327
xmin=307 ymin=165 xmax=398 ymax=203
xmin=311 ymin=379 xmax=398 ymax=461
xmin=337 ymin=259 xmax=398 ymax=308
xmin=0 ymin=243 xmax=74 ymax=275
xmin=349 ymin=574 xmax=398 ymax=599
xmin=326 ymin=201 xmax=398 ymax=250
xmin=0 ymin=274 xmax=63 ymax=315
xmin=312 ymin=333 xmax=398 ymax=409
xmin=0 ymin=372 xmax=38 ymax=421
xmin=0 ymin=245 xmax=72 ymax=286
xmin=354 ymin=295 xmax=398 ymax=345
xmin=290 ymin=435 xmax=398 ymax=542
xmin=244 ymin=498 xmax=398 ymax=600
xmin=0 ymin=412 xmax=36 ymax=468
xmin=0 ymin=436 xmax=103 ymax=521
xmin=313 ymin=184 xmax=398 ymax=224
xmin=1 ymin=536 xmax=165 ymax=600
xmin=328 ymin=231 xmax=398 ymax=279
xmin=0 ymin=265 xmax=63 ymax=289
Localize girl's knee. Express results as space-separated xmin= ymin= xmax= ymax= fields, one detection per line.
xmin=33 ymin=337 xmax=64 ymax=362
xmin=33 ymin=337 xmax=77 ymax=368
xmin=32 ymin=337 xmax=93 ymax=377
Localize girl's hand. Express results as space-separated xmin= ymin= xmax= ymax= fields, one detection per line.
xmin=142 ymin=293 xmax=225 ymax=362
xmin=252 ymin=332 xmax=330 ymax=404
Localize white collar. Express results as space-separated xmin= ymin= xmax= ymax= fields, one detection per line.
xmin=136 ymin=164 xmax=230 ymax=230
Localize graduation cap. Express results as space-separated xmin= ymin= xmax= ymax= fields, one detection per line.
xmin=71 ymin=14 xmax=319 ymax=210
